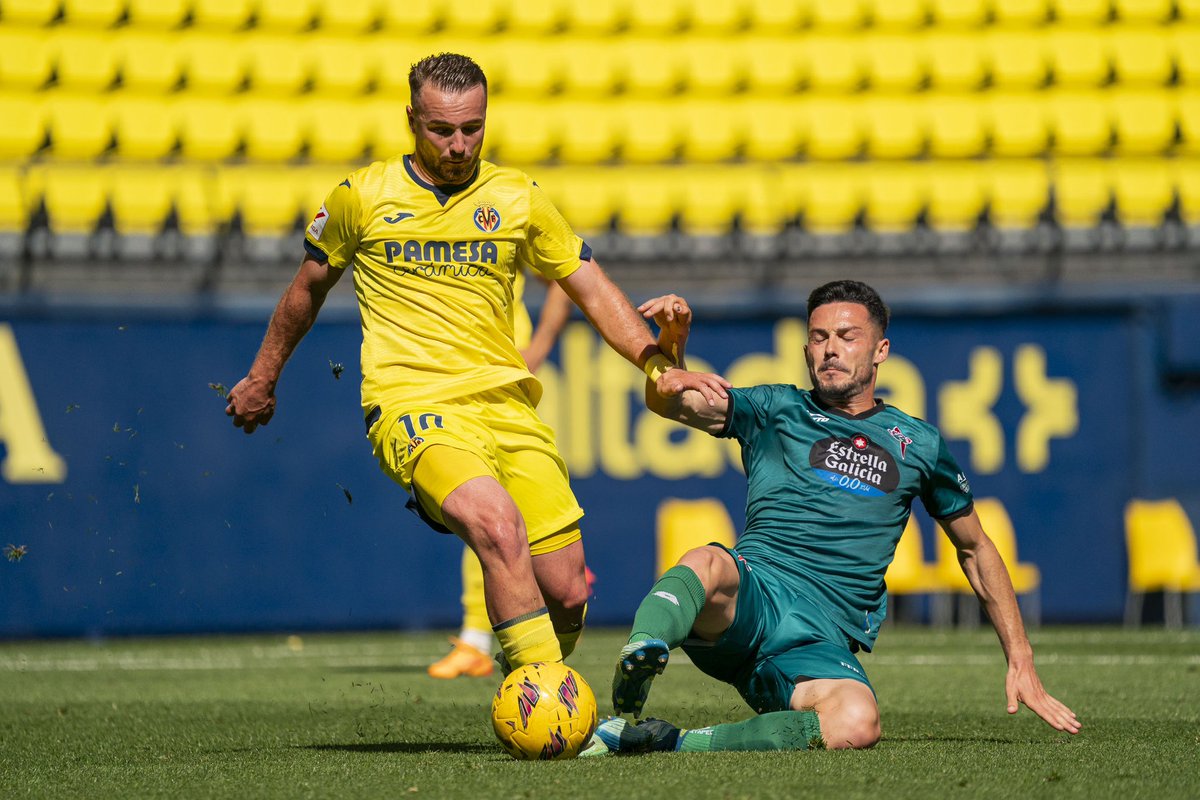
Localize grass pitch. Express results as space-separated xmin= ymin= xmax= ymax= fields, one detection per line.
xmin=2 ymin=626 xmax=1198 ymax=799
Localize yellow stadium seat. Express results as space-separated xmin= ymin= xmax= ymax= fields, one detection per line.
xmin=1124 ymin=498 xmax=1200 ymax=628
xmin=507 ymin=0 xmax=563 ymax=34
xmin=984 ymin=30 xmax=1050 ymax=89
xmin=191 ymin=0 xmax=255 ymax=30
xmin=804 ymin=34 xmax=866 ymax=92
xmin=741 ymin=96 xmax=806 ymax=161
xmin=925 ymin=94 xmax=987 ymax=158
xmin=679 ymin=36 xmax=743 ymax=97
xmin=986 ymin=159 xmax=1050 ymax=229
xmin=0 ymin=28 xmax=54 ymax=89
xmin=618 ymin=37 xmax=683 ymax=96
xmin=864 ymin=163 xmax=926 ymax=232
xmin=1053 ymin=158 xmax=1112 ymax=228
xmin=557 ymin=39 xmax=623 ymax=97
xmin=689 ymin=0 xmax=746 ymax=32
xmin=863 ymin=33 xmax=925 ymax=92
xmin=614 ymin=168 xmax=678 ymax=236
xmin=560 ymin=0 xmax=627 ymax=34
xmin=109 ymin=165 xmax=174 ymax=236
xmin=44 ymin=92 xmax=111 ymax=159
xmin=862 ymin=95 xmax=925 ymax=159
xmin=62 ymin=0 xmax=123 ymax=27
xmin=868 ymin=0 xmax=927 ymax=29
xmin=928 ymin=0 xmax=987 ymax=26
xmin=0 ymin=92 xmax=45 ymax=158
xmin=679 ymin=97 xmax=744 ymax=162
xmin=535 ymin=166 xmax=619 ymax=238
xmin=112 ymin=94 xmax=177 ymax=160
xmin=0 ymin=167 xmax=28 ymax=231
xmin=0 ymin=0 xmax=59 ymax=25
xmin=42 ymin=166 xmax=108 ymax=236
xmin=168 ymin=166 xmax=219 ymax=237
xmin=742 ymin=164 xmax=794 ymax=235
xmin=655 ymin=498 xmax=737 ymax=576
xmin=1052 ymin=0 xmax=1111 ymax=23
xmin=555 ymin=100 xmax=620 ymax=164
xmin=1112 ymin=159 xmax=1174 ymax=227
xmin=677 ymin=167 xmax=740 ymax=236
xmin=992 ymin=0 xmax=1049 ymax=26
xmin=987 ymin=91 xmax=1051 ymax=157
xmin=232 ymin=167 xmax=304 ymax=238
xmin=885 ymin=516 xmax=944 ymax=598
xmin=51 ymin=29 xmax=120 ymax=91
xmin=126 ymin=0 xmax=187 ymax=28
xmin=802 ymin=164 xmax=865 ymax=234
xmin=810 ymin=0 xmax=867 ymax=30
xmin=485 ymin=98 xmax=555 ymax=163
xmin=1113 ymin=0 xmax=1171 ymax=22
xmin=927 ymin=161 xmax=986 ymax=231
xmin=377 ymin=0 xmax=439 ymax=33
xmin=745 ymin=0 xmax=807 ymax=30
xmin=1108 ymin=27 xmax=1172 ymax=87
xmin=1178 ymin=90 xmax=1200 ymax=154
xmin=362 ymin=96 xmax=414 ymax=160
xmin=1110 ymin=89 xmax=1174 ymax=155
xmin=486 ymin=38 xmax=562 ymax=98
xmin=240 ymin=98 xmax=307 ymax=161
xmin=304 ymin=97 xmax=369 ymax=162
xmin=1047 ymin=27 xmax=1109 ymax=88
xmin=1048 ymin=89 xmax=1111 ymax=155
xmin=923 ymin=31 xmax=987 ymax=91
xmin=741 ymin=36 xmax=805 ymax=94
xmin=244 ymin=33 xmax=309 ymax=95
xmin=1174 ymin=159 xmax=1200 ymax=224
xmin=256 ymin=0 xmax=318 ymax=31
xmin=613 ymin=99 xmax=681 ymax=164
xmin=804 ymin=95 xmax=863 ymax=160
xmin=175 ymin=96 xmax=241 ymax=161
xmin=1181 ymin=0 xmax=1200 ymax=19
xmin=439 ymin=0 xmax=506 ymax=34
xmin=307 ymin=35 xmax=374 ymax=96
xmin=1172 ymin=27 xmax=1200 ymax=86
xmin=626 ymin=0 xmax=687 ymax=33
xmin=180 ymin=33 xmax=248 ymax=93
xmin=116 ymin=30 xmax=184 ymax=92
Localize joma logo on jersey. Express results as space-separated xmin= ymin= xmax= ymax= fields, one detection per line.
xmin=473 ymin=204 xmax=501 ymax=233
xmin=384 ymin=239 xmax=499 ymax=265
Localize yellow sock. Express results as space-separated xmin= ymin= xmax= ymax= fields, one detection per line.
xmin=555 ymin=602 xmax=587 ymax=659
xmin=494 ymin=607 xmax=562 ymax=669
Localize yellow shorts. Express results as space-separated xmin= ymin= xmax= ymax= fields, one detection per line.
xmin=369 ymin=384 xmax=584 ymax=555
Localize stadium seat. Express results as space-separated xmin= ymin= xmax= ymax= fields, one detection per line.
xmin=863 ymin=33 xmax=926 ymax=92
xmin=376 ymin=0 xmax=439 ymax=33
xmin=1047 ymin=89 xmax=1112 ymax=155
xmin=655 ymin=497 xmax=736 ymax=577
xmin=928 ymin=0 xmax=987 ymax=27
xmin=175 ymin=96 xmax=242 ymax=161
xmin=0 ymin=0 xmax=59 ymax=26
xmin=485 ymin=98 xmax=556 ymax=164
xmin=1113 ymin=0 xmax=1171 ymax=22
xmin=109 ymin=165 xmax=174 ymax=238
xmin=626 ymin=0 xmax=687 ymax=33
xmin=1178 ymin=91 xmax=1200 ymax=155
xmin=689 ymin=0 xmax=746 ymax=32
xmin=864 ymin=163 xmax=926 ymax=232
xmin=923 ymin=31 xmax=987 ymax=91
xmin=231 ymin=167 xmax=304 ymax=239
xmin=742 ymin=164 xmax=794 ymax=236
xmin=244 ymin=33 xmax=309 ymax=95
xmin=884 ymin=516 xmax=945 ymax=602
xmin=0 ymin=28 xmax=54 ymax=89
xmin=307 ymin=35 xmax=374 ymax=96
xmin=112 ymin=94 xmax=177 ymax=160
xmin=557 ymin=39 xmax=623 ymax=97
xmin=741 ymin=36 xmax=805 ymax=94
xmin=677 ymin=167 xmax=741 ymax=236
xmin=804 ymin=34 xmax=866 ymax=92
xmin=868 ymin=0 xmax=928 ymax=29
xmin=1110 ymin=89 xmax=1175 ymax=156
xmin=986 ymin=159 xmax=1050 ymax=229
xmin=804 ymin=96 xmax=863 ymax=160
xmin=741 ymin=96 xmax=807 ymax=162
xmin=51 ymin=29 xmax=120 ymax=91
xmin=167 ymin=166 xmax=219 ymax=238
xmin=1052 ymin=0 xmax=1111 ymax=23
xmin=240 ymin=98 xmax=307 ymax=161
xmin=1053 ymin=158 xmax=1112 ymax=228
xmin=1124 ymin=498 xmax=1200 ymax=628
xmin=862 ymin=95 xmax=925 ymax=159
xmin=1109 ymin=27 xmax=1172 ymax=87
xmin=1047 ymin=27 xmax=1110 ymax=88
xmin=618 ymin=37 xmax=683 ymax=96
xmin=41 ymin=165 xmax=108 ymax=236
xmin=439 ymin=0 xmax=506 ymax=34
xmin=925 ymin=94 xmax=987 ymax=158
xmin=984 ymin=30 xmax=1050 ymax=89
xmin=679 ymin=97 xmax=744 ymax=162
xmin=116 ymin=30 xmax=184 ymax=92
xmin=180 ymin=33 xmax=248 ymax=93
xmin=506 ymin=0 xmax=564 ymax=34
xmin=1112 ymin=159 xmax=1174 ymax=228
xmin=191 ymin=0 xmax=255 ymax=30
xmin=0 ymin=166 xmax=30 ymax=236
xmin=485 ymin=38 xmax=562 ymax=98
xmin=613 ymin=100 xmax=681 ymax=164
xmin=61 ymin=0 xmax=123 ymax=27
xmin=556 ymin=100 xmax=620 ymax=164
xmin=802 ymin=164 xmax=864 ymax=234
xmin=679 ymin=36 xmax=743 ymax=97
xmin=1174 ymin=159 xmax=1200 ymax=225
xmin=362 ymin=96 xmax=415 ymax=160
xmin=1172 ymin=27 xmax=1200 ymax=87
xmin=303 ymin=97 xmax=369 ymax=162
xmin=987 ymin=91 xmax=1051 ymax=157
xmin=44 ymin=92 xmax=112 ymax=159
xmin=810 ymin=0 xmax=868 ymax=30
xmin=559 ymin=0 xmax=627 ymax=34
xmin=613 ymin=168 xmax=678 ymax=236
xmin=1181 ymin=0 xmax=1200 ymax=20
xmin=745 ymin=0 xmax=807 ymax=30
xmin=0 ymin=92 xmax=45 ymax=158
xmin=992 ymin=0 xmax=1049 ymax=26
xmin=126 ymin=0 xmax=188 ymax=29
xmin=926 ymin=161 xmax=986 ymax=232
xmin=256 ymin=0 xmax=318 ymax=31
xmin=534 ymin=166 xmax=619 ymax=237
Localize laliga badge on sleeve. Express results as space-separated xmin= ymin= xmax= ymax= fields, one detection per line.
xmin=308 ymin=203 xmax=329 ymax=240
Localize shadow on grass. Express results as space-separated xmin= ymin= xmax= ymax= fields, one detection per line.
xmin=298 ymin=742 xmax=496 ymax=754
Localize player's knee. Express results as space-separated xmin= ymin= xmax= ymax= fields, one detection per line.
xmin=822 ymin=701 xmax=881 ymax=750
xmin=469 ymin=517 xmax=527 ymax=567
xmin=676 ymin=546 xmax=734 ymax=596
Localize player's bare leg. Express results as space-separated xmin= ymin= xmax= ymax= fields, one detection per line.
xmin=530 ymin=537 xmax=589 ymax=658
xmin=790 ymin=678 xmax=881 ymax=750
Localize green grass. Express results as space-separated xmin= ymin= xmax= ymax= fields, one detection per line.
xmin=2 ymin=627 xmax=1198 ymax=799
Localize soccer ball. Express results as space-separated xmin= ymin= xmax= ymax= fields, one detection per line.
xmin=490 ymin=661 xmax=598 ymax=760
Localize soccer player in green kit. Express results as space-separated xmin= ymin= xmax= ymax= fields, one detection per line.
xmin=585 ymin=280 xmax=1080 ymax=755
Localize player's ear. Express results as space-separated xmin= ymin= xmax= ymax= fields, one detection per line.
xmin=874 ymin=337 xmax=890 ymax=365
xmin=406 ymin=105 xmax=415 ymax=134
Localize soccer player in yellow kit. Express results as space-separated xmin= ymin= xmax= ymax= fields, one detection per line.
xmin=225 ymin=53 xmax=729 ymax=673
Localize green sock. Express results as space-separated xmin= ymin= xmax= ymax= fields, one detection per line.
xmin=679 ymin=711 xmax=825 ymax=752
xmin=629 ymin=565 xmax=708 ymax=648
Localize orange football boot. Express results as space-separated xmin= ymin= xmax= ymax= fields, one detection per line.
xmin=427 ymin=637 xmax=495 ymax=679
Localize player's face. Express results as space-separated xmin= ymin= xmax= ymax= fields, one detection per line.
xmin=804 ymin=302 xmax=889 ymax=405
xmin=408 ymin=83 xmax=487 ymax=186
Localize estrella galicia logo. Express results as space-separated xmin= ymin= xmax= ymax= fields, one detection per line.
xmin=384 ymin=212 xmax=414 ymax=224
xmin=809 ymin=435 xmax=900 ymax=497
xmin=473 ymin=203 xmax=501 ymax=233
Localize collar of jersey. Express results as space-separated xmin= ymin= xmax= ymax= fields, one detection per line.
xmin=403 ymin=155 xmax=480 ymax=206
xmin=809 ymin=392 xmax=887 ymax=420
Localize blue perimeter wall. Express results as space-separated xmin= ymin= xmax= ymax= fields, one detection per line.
xmin=2 ymin=292 xmax=1198 ymax=638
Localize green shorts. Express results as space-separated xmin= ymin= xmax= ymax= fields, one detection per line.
xmin=682 ymin=546 xmax=874 ymax=714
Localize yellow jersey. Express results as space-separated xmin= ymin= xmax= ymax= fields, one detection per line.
xmin=304 ymin=155 xmax=588 ymax=413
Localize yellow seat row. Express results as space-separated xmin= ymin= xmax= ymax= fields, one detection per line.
xmin=4 ymin=0 xmax=1198 ymax=33
xmin=4 ymin=25 xmax=1199 ymax=96
xmin=3 ymin=159 xmax=1197 ymax=241
xmin=3 ymin=89 xmax=1196 ymax=164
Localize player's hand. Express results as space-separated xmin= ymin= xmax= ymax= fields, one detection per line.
xmin=638 ymin=294 xmax=691 ymax=362
xmin=1005 ymin=659 xmax=1081 ymax=735
xmin=656 ymin=367 xmax=731 ymax=406
xmin=225 ymin=375 xmax=276 ymax=434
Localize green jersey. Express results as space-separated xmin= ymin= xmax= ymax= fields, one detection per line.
xmin=719 ymin=384 xmax=973 ymax=650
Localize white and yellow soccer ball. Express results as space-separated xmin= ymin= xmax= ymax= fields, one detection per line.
xmin=490 ymin=661 xmax=598 ymax=760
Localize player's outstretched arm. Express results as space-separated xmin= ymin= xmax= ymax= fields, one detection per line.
xmin=638 ymin=293 xmax=731 ymax=435
xmin=940 ymin=511 xmax=1082 ymax=735
xmin=226 ymin=256 xmax=343 ymax=434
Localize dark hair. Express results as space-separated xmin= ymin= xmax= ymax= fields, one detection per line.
xmin=807 ymin=280 xmax=890 ymax=334
xmin=408 ymin=53 xmax=488 ymax=107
